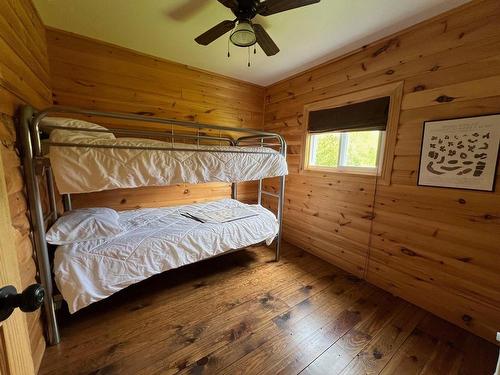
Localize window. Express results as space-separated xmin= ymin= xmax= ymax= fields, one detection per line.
xmin=304 ymin=96 xmax=390 ymax=174
xmin=307 ymin=130 xmax=385 ymax=173
xmin=301 ymin=82 xmax=403 ymax=184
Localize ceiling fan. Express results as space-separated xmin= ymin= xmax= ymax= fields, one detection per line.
xmin=195 ymin=0 xmax=321 ymax=56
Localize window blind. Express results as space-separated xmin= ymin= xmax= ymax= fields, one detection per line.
xmin=308 ymin=96 xmax=390 ymax=133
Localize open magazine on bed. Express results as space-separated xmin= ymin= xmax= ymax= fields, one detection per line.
xmin=181 ymin=206 xmax=259 ymax=223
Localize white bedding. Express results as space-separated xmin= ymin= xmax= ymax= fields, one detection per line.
xmin=53 ymin=199 xmax=278 ymax=313
xmin=46 ymin=118 xmax=288 ymax=194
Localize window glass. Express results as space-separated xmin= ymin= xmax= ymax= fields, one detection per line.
xmin=343 ymin=131 xmax=381 ymax=168
xmin=308 ymin=130 xmax=383 ymax=172
xmin=309 ymin=132 xmax=340 ymax=168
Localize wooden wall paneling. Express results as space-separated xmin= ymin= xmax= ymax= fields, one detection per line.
xmin=0 ymin=0 xmax=51 ymax=370
xmin=45 ymin=29 xmax=265 ymax=210
xmin=70 ymin=183 xmax=231 ymax=211
xmin=263 ymin=0 xmax=500 ymax=343
xmin=46 ymin=29 xmax=263 ymax=94
xmin=401 ymin=74 xmax=500 ymax=110
xmin=261 ymin=173 xmax=376 ymax=279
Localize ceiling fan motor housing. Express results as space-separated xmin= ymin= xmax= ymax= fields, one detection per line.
xmin=231 ymin=0 xmax=260 ymax=19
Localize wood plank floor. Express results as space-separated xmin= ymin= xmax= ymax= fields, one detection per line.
xmin=39 ymin=242 xmax=498 ymax=375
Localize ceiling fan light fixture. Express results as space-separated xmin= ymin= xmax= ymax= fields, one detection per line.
xmin=196 ymin=0 xmax=320 ymax=57
xmin=230 ymin=20 xmax=256 ymax=47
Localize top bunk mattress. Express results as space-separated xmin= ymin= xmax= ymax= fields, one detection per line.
xmin=44 ymin=117 xmax=288 ymax=194
xmin=51 ymin=199 xmax=279 ymax=313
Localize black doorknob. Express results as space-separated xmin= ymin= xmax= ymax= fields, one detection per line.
xmin=0 ymin=284 xmax=45 ymax=322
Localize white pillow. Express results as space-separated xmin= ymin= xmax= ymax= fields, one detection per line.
xmin=42 ymin=117 xmax=116 ymax=142
xmin=46 ymin=208 xmax=123 ymax=245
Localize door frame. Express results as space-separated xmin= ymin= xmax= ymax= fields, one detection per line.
xmin=0 ymin=147 xmax=35 ymax=374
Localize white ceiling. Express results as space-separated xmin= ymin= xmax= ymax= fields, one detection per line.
xmin=34 ymin=0 xmax=471 ymax=86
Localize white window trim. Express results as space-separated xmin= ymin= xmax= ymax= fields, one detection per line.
xmin=338 ymin=132 xmax=348 ymax=166
xmin=309 ymin=133 xmax=319 ymax=165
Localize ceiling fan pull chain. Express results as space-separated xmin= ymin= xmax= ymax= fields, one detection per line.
xmin=248 ymin=46 xmax=251 ymax=67
xmin=227 ymin=38 xmax=231 ymax=58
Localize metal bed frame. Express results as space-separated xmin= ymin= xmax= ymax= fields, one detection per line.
xmin=18 ymin=105 xmax=286 ymax=345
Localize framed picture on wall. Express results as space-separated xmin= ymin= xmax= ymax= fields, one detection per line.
xmin=417 ymin=114 xmax=500 ymax=191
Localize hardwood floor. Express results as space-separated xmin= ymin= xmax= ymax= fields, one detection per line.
xmin=39 ymin=242 xmax=498 ymax=375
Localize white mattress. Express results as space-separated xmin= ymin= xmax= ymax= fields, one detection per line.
xmin=53 ymin=199 xmax=278 ymax=313
xmin=46 ymin=119 xmax=288 ymax=194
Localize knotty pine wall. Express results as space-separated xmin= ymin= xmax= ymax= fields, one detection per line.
xmin=0 ymin=0 xmax=49 ymax=370
xmin=263 ymin=0 xmax=500 ymax=343
xmin=45 ymin=29 xmax=264 ymax=210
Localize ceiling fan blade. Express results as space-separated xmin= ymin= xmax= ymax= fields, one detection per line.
xmin=217 ymin=0 xmax=239 ymax=11
xmin=253 ymin=24 xmax=279 ymax=56
xmin=166 ymin=0 xmax=211 ymax=21
xmin=195 ymin=20 xmax=236 ymax=45
xmin=257 ymin=0 xmax=320 ymax=16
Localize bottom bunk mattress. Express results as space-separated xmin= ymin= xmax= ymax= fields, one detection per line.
xmin=52 ymin=199 xmax=278 ymax=313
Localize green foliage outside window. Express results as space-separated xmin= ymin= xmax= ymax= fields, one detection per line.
xmin=313 ymin=133 xmax=340 ymax=167
xmin=344 ymin=131 xmax=380 ymax=167
xmin=310 ymin=130 xmax=381 ymax=169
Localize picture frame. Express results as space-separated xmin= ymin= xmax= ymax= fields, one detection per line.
xmin=417 ymin=114 xmax=500 ymax=192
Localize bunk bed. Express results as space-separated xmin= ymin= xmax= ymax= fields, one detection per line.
xmin=19 ymin=105 xmax=287 ymax=345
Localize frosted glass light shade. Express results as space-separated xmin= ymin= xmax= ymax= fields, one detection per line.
xmin=230 ymin=21 xmax=256 ymax=47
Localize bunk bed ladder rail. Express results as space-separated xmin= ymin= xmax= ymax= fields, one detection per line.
xmin=18 ymin=106 xmax=61 ymax=345
xmin=236 ymin=135 xmax=287 ymax=262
